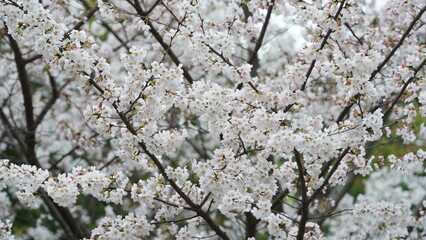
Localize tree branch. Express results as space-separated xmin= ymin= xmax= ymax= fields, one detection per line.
xmin=369 ymin=4 xmax=426 ymax=82
xmin=294 ymin=149 xmax=309 ymax=240
xmin=34 ymin=73 xmax=69 ymax=128
xmin=247 ymin=0 xmax=275 ymax=77
xmin=7 ymin=33 xmax=87 ymax=240
xmin=382 ymin=57 xmax=426 ymax=119
xmin=308 ymin=147 xmax=350 ymax=203
xmin=133 ymin=0 xmax=194 ymax=84
xmin=88 ymin=77 xmax=230 ymax=240
xmin=301 ymin=0 xmax=346 ymax=91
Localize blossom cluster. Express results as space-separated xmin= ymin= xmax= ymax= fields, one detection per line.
xmin=0 ymin=0 xmax=425 ymax=239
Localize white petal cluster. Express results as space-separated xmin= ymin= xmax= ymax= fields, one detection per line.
xmin=362 ymin=109 xmax=384 ymax=141
xmin=0 ymin=160 xmax=49 ymax=208
xmin=90 ymin=213 xmax=153 ymax=239
xmin=0 ymin=161 xmax=131 ymax=208
xmin=0 ymin=219 xmax=15 ymax=240
xmin=43 ymin=173 xmax=79 ymax=207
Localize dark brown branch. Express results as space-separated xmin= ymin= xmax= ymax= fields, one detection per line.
xmin=271 ymin=189 xmax=290 ymax=211
xmin=301 ymin=0 xmax=346 ymax=91
xmin=236 ymin=0 xmax=276 ymax=92
xmin=88 ymin=77 xmax=230 ymax=240
xmin=308 ymin=208 xmax=352 ymax=220
xmin=98 ymin=156 xmax=119 ymax=171
xmin=8 ymin=34 xmax=87 ymax=240
xmin=369 ymin=4 xmax=426 ymax=82
xmin=186 ymin=139 xmax=210 ymax=160
xmin=360 ymin=6 xmax=426 ymax=123
xmin=147 ymin=22 xmax=194 ymax=84
xmin=101 ymin=22 xmax=131 ymax=51
xmin=133 ymin=0 xmax=194 ymax=84
xmin=344 ymin=22 xmax=363 ymax=45
xmin=140 ymin=141 xmax=230 ymax=239
xmin=283 ymin=1 xmax=347 ymax=113
xmin=153 ymin=197 xmax=193 ymax=211
xmin=382 ymin=57 xmax=426 ymax=119
xmin=23 ymin=54 xmax=42 ymax=65
xmin=336 ymin=101 xmax=355 ymax=123
xmin=7 ymin=34 xmax=37 ymax=166
xmin=145 ymin=0 xmax=161 ymax=15
xmin=315 ymin=173 xmax=355 ymax=226
xmin=64 ymin=5 xmax=99 ymax=38
xmin=294 ymin=149 xmax=308 ymax=240
xmin=152 ymin=215 xmax=198 ymax=225
xmin=0 ymin=108 xmax=26 ymax=149
xmin=49 ymin=145 xmax=80 ymax=170
xmin=200 ymin=192 xmax=212 ymax=207
xmin=336 ymin=91 xmax=360 ymax=124
xmin=205 ymin=43 xmax=259 ymax=92
xmin=245 ymin=212 xmax=259 ymax=239
xmin=308 ymin=147 xmax=350 ymax=203
xmin=34 ymin=74 xmax=69 ymax=128
xmin=39 ymin=189 xmax=83 ymax=240
xmin=247 ymin=0 xmax=275 ymax=77
xmin=205 ymin=43 xmax=234 ymax=67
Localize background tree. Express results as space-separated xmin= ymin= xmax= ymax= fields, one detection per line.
xmin=0 ymin=0 xmax=425 ymax=239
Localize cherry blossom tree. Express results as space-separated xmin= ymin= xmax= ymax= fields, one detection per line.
xmin=0 ymin=0 xmax=425 ymax=239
